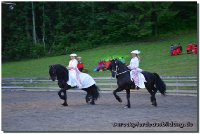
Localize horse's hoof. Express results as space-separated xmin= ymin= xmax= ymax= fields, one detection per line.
xmin=62 ymin=103 xmax=68 ymax=106
xmin=154 ymin=103 xmax=157 ymax=107
xmin=152 ymin=101 xmax=157 ymax=107
xmin=86 ymin=98 xmax=91 ymax=104
xmin=162 ymin=93 xmax=166 ymax=96
xmin=124 ymin=105 xmax=131 ymax=108
xmin=116 ymin=97 xmax=122 ymax=103
xmin=86 ymin=99 xmax=90 ymax=104
xmin=90 ymin=102 xmax=95 ymax=105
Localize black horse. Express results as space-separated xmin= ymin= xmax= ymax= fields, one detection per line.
xmin=49 ymin=64 xmax=99 ymax=106
xmin=107 ymin=59 xmax=166 ymax=108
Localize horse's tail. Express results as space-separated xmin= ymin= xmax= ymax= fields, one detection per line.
xmin=92 ymin=84 xmax=100 ymax=100
xmin=153 ymin=73 xmax=166 ymax=95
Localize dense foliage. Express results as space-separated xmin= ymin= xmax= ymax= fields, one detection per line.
xmin=2 ymin=2 xmax=197 ymax=61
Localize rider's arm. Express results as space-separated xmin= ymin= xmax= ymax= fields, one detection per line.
xmin=67 ymin=60 xmax=78 ymax=70
xmin=128 ymin=58 xmax=139 ymax=70
xmin=67 ymin=67 xmax=73 ymax=70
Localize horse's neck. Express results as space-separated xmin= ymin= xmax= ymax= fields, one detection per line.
xmin=56 ymin=65 xmax=68 ymax=81
xmin=118 ymin=63 xmax=129 ymax=72
xmin=117 ymin=64 xmax=130 ymax=78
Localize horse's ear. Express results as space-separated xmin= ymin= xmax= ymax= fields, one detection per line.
xmin=114 ymin=59 xmax=118 ymax=64
xmin=49 ymin=65 xmax=55 ymax=69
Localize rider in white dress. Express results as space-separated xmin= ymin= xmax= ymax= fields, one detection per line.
xmin=66 ymin=53 xmax=95 ymax=89
xmin=127 ymin=50 xmax=146 ymax=89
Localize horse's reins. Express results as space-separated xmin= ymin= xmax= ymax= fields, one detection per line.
xmin=111 ymin=63 xmax=130 ymax=78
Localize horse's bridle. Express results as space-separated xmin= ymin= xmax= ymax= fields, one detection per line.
xmin=111 ymin=62 xmax=130 ymax=78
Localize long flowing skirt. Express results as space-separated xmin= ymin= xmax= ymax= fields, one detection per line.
xmin=67 ymin=71 xmax=96 ymax=89
xmin=130 ymin=68 xmax=146 ymax=88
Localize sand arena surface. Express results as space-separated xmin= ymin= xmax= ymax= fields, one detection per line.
xmin=2 ymin=90 xmax=198 ymax=132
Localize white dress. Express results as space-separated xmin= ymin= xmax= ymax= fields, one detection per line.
xmin=128 ymin=57 xmax=146 ymax=88
xmin=67 ymin=59 xmax=96 ymax=89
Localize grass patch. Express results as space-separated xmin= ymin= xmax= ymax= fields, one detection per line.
xmin=2 ymin=31 xmax=197 ymax=78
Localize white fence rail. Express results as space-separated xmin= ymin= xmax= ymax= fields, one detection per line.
xmin=2 ymin=76 xmax=198 ymax=94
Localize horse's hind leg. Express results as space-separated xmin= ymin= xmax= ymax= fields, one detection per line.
xmin=89 ymin=85 xmax=100 ymax=105
xmin=82 ymin=88 xmax=90 ymax=104
xmin=84 ymin=86 xmax=95 ymax=105
xmin=148 ymin=85 xmax=158 ymax=107
xmin=90 ymin=98 xmax=95 ymax=105
xmin=145 ymin=84 xmax=157 ymax=107
xmin=113 ymin=87 xmax=123 ymax=103
xmin=90 ymin=87 xmax=95 ymax=105
xmin=125 ymin=89 xmax=131 ymax=108
xmin=89 ymin=89 xmax=95 ymax=105
xmin=151 ymin=87 xmax=158 ymax=107
xmin=85 ymin=91 xmax=90 ymax=104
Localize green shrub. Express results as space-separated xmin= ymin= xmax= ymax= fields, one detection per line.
xmin=30 ymin=44 xmax=45 ymax=59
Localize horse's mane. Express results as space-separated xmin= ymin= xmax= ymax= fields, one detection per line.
xmin=112 ymin=59 xmax=129 ymax=70
xmin=53 ymin=64 xmax=69 ymax=81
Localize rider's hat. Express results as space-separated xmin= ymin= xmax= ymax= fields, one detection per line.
xmin=70 ymin=53 xmax=77 ymax=57
xmin=131 ymin=50 xmax=140 ymax=54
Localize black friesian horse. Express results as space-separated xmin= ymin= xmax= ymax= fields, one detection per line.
xmin=49 ymin=64 xmax=99 ymax=106
xmin=107 ymin=59 xmax=166 ymax=108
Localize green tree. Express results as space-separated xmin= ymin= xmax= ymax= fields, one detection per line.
xmin=2 ymin=2 xmax=197 ymax=62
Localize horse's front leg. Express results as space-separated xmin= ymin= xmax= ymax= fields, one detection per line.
xmin=85 ymin=91 xmax=91 ymax=104
xmin=125 ymin=89 xmax=131 ymax=108
xmin=62 ymin=89 xmax=68 ymax=106
xmin=113 ymin=87 xmax=123 ymax=103
xmin=58 ymin=89 xmax=68 ymax=106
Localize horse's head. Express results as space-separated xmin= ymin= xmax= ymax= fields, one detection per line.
xmin=107 ymin=59 xmax=129 ymax=78
xmin=49 ymin=65 xmax=57 ymax=81
xmin=107 ymin=59 xmax=119 ymax=78
xmin=49 ymin=64 xmax=69 ymax=82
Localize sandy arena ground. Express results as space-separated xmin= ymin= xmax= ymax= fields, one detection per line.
xmin=2 ymin=90 xmax=198 ymax=132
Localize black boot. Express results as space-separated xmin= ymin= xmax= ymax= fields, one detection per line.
xmin=136 ymin=86 xmax=140 ymax=90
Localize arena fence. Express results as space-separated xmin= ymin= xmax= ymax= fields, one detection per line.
xmin=2 ymin=76 xmax=197 ymax=95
